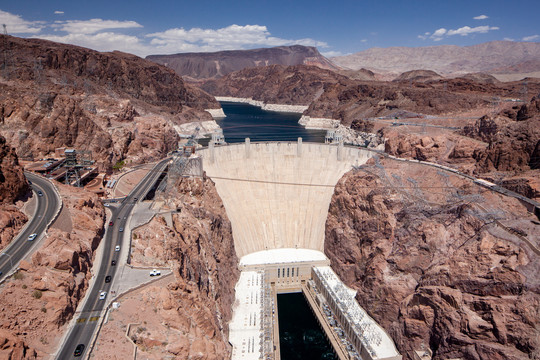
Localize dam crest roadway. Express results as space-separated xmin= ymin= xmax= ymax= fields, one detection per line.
xmin=197 ymin=140 xmax=401 ymax=360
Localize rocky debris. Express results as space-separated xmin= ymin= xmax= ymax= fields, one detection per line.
xmin=325 ymin=159 xmax=540 ymax=360
xmin=0 ymin=35 xmax=219 ymax=168
xmin=127 ymin=176 xmax=238 ymax=358
xmin=147 ymin=45 xmax=340 ymax=81
xmin=0 ymin=184 xmax=105 ymax=357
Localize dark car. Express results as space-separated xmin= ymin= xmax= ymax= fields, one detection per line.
xmin=37 ymin=190 xmax=43 ymax=197
xmin=109 ymin=221 xmax=114 ymax=226
xmin=105 ymin=275 xmax=111 ymax=283
xmin=133 ymin=197 xmax=138 ymax=201
xmin=111 ymin=260 xmax=116 ymax=266
xmin=74 ymin=343 xmax=85 ymax=357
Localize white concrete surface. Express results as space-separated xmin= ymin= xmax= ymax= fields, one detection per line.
xmin=174 ymin=120 xmax=221 ymax=137
xmin=229 ymin=271 xmax=265 ymax=360
xmin=205 ymin=108 xmax=226 ymax=118
xmin=199 ymin=141 xmax=374 ymax=258
xmin=313 ymin=266 xmax=400 ymax=360
xmin=240 ymin=248 xmax=327 ymax=266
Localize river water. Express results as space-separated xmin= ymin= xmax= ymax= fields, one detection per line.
xmin=215 ymin=101 xmax=327 ymax=143
xmin=278 ymin=293 xmax=337 ymax=360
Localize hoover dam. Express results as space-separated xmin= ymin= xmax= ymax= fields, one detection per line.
xmin=198 ymin=140 xmax=401 ymax=360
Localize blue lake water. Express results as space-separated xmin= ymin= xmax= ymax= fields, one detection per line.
xmin=215 ymin=101 xmax=327 ymax=143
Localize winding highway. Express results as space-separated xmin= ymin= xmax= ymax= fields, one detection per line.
xmin=0 ymin=172 xmax=60 ymax=280
xmin=56 ymin=158 xmax=169 ymax=360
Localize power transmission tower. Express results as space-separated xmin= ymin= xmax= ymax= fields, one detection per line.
xmin=2 ymin=24 xmax=13 ymax=80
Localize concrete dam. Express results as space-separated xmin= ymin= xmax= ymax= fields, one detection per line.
xmin=197 ymin=140 xmax=401 ymax=360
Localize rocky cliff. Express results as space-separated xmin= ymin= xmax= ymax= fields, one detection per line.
xmin=0 ymin=185 xmax=105 ymax=358
xmin=0 ymin=135 xmax=30 ymax=251
xmin=0 ymin=35 xmax=219 ymax=168
xmin=114 ymin=176 xmax=238 ymax=359
xmin=325 ymin=158 xmax=540 ymax=360
xmin=147 ymin=45 xmax=339 ymax=81
xmin=202 ymin=64 xmax=498 ymax=126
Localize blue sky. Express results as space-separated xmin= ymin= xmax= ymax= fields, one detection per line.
xmin=0 ymin=0 xmax=539 ymax=57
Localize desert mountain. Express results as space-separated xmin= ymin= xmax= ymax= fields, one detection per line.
xmin=0 ymin=35 xmax=219 ymax=168
xmin=147 ymin=45 xmax=340 ymax=81
xmin=332 ymin=41 xmax=540 ymax=80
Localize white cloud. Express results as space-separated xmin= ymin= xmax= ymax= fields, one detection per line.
xmin=522 ymin=34 xmax=539 ymax=41
xmin=146 ymin=24 xmax=327 ymax=55
xmin=36 ymin=32 xmax=152 ymax=55
xmin=53 ymin=19 xmax=143 ymax=35
xmin=447 ymin=25 xmax=499 ymax=36
xmin=473 ymin=15 xmax=488 ymax=20
xmin=503 ymin=37 xmax=515 ymax=41
xmin=360 ymin=39 xmax=367 ymax=43
xmin=421 ymin=24 xmax=499 ymax=41
xmin=0 ymin=9 xmax=328 ymax=57
xmin=0 ymin=10 xmax=43 ymax=34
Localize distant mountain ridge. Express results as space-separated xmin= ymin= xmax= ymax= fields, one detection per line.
xmin=146 ymin=45 xmax=340 ymax=81
xmin=332 ymin=41 xmax=540 ymax=79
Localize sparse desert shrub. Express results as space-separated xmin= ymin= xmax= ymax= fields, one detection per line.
xmin=22 ymin=284 xmax=27 ymax=289
xmin=41 ymin=307 xmax=47 ymax=313
xmin=13 ymin=271 xmax=24 ymax=280
xmin=32 ymin=290 xmax=42 ymax=299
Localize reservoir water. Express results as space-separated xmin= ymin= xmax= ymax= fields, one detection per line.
xmin=216 ymin=101 xmax=327 ymax=143
xmin=278 ymin=293 xmax=337 ymax=360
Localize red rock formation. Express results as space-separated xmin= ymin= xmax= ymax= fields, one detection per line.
xmin=0 ymin=185 xmax=105 ymax=357
xmin=147 ymin=45 xmax=340 ymax=81
xmin=0 ymin=329 xmax=37 ymax=359
xmin=126 ymin=176 xmax=238 ymax=358
xmin=0 ymin=136 xmax=29 ymax=204
xmin=0 ymin=35 xmax=219 ymax=168
xmin=325 ymin=159 xmax=540 ymax=360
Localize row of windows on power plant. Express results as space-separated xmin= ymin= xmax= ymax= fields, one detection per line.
xmin=277 ymin=267 xmax=300 ymax=278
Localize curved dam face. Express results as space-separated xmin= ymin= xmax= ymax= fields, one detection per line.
xmin=198 ymin=140 xmax=374 ymax=258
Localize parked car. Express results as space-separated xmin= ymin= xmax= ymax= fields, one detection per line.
xmin=73 ymin=344 xmax=85 ymax=357
xmin=149 ymin=269 xmax=161 ymax=277
xmin=28 ymin=233 xmax=37 ymax=241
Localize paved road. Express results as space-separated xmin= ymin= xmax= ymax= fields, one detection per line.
xmin=0 ymin=172 xmax=60 ymax=280
xmin=56 ymin=158 xmax=169 ymax=360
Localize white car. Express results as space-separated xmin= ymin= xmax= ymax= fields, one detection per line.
xmin=115 ymin=245 xmax=120 ymax=252
xmin=149 ymin=269 xmax=161 ymax=277
xmin=28 ymin=233 xmax=37 ymax=241
xmin=99 ymin=291 xmax=107 ymax=300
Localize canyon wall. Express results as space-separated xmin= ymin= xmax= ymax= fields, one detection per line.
xmin=97 ymin=176 xmax=238 ymax=359
xmin=0 ymin=35 xmax=219 ymax=168
xmin=325 ymin=158 xmax=540 ymax=360
xmin=0 ymin=184 xmax=105 ymax=358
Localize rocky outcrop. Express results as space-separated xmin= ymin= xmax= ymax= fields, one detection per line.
xmin=0 ymin=185 xmax=105 ymax=357
xmin=147 ymin=45 xmax=340 ymax=81
xmin=325 ymin=158 xmax=540 ymax=360
xmin=0 ymin=329 xmax=37 ymax=359
xmin=393 ymin=70 xmax=443 ymax=83
xmin=0 ymin=136 xmax=29 ymax=204
xmin=0 ymin=35 xmax=219 ymax=168
xmin=0 ymin=135 xmax=30 ymax=252
xmin=128 ymin=176 xmax=238 ymax=359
